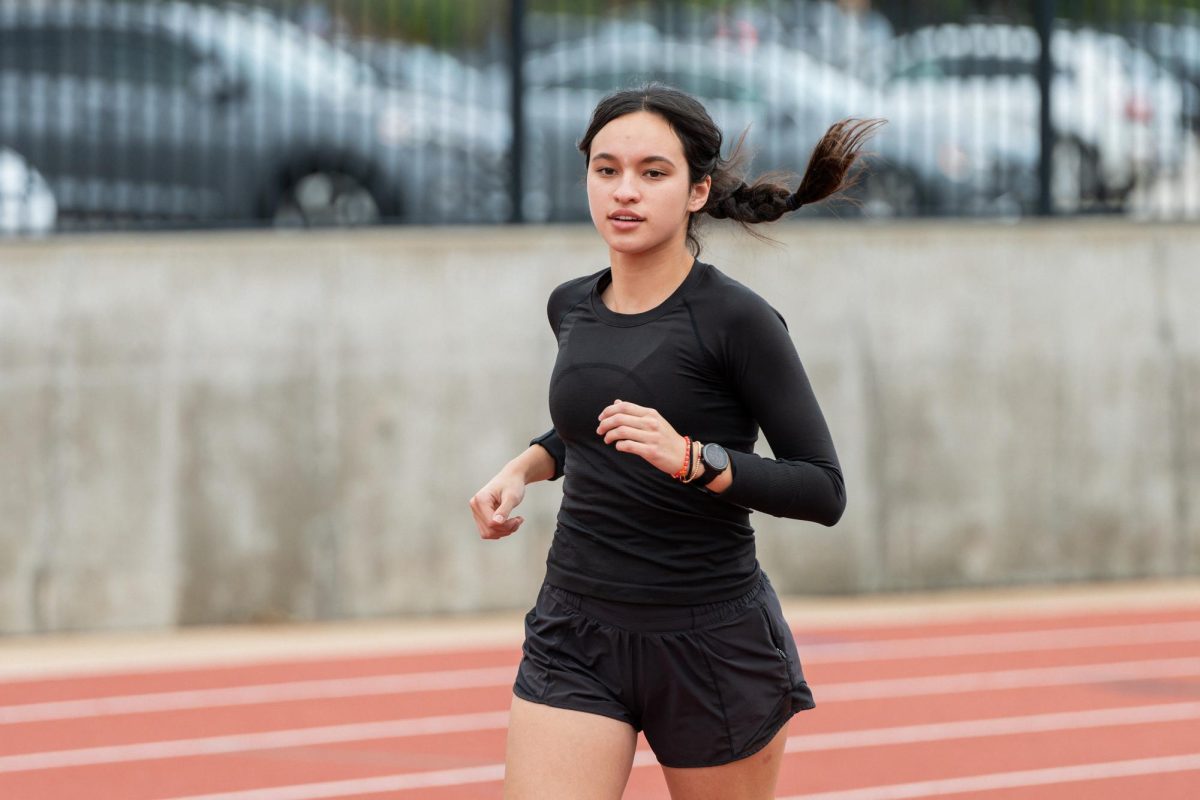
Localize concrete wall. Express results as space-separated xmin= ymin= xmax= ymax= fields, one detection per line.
xmin=1 ymin=220 xmax=1197 ymax=634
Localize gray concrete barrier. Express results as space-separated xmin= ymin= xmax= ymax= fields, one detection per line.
xmin=1 ymin=220 xmax=1196 ymax=634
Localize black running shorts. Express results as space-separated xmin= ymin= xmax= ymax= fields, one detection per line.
xmin=512 ymin=570 xmax=815 ymax=768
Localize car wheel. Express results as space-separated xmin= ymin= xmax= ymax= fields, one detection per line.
xmin=273 ymin=171 xmax=381 ymax=227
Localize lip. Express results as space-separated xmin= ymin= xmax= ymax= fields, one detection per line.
xmin=608 ymin=210 xmax=645 ymax=231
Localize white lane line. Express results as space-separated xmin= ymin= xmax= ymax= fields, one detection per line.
xmin=158 ymin=764 xmax=508 ymax=800
xmin=8 ymin=657 xmax=1200 ymax=727
xmin=782 ymin=701 xmax=1200 ymax=751
xmin=799 ymin=620 xmax=1200 ymax=663
xmin=3 ymin=619 xmax=1198 ymax=725
xmin=7 ymin=699 xmax=1200 ymax=777
xmin=0 ymin=711 xmax=510 ymax=773
xmin=153 ymin=709 xmax=1200 ymax=800
xmin=162 ymin=753 xmax=658 ymax=800
xmin=778 ymin=753 xmax=1200 ymax=800
xmin=0 ymin=666 xmax=519 ymax=724
xmin=818 ymin=655 xmax=1200 ymax=702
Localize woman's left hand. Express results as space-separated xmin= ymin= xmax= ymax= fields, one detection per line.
xmin=596 ymin=399 xmax=689 ymax=477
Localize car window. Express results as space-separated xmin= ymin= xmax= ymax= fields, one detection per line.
xmin=0 ymin=25 xmax=200 ymax=88
xmin=891 ymin=60 xmax=946 ymax=80
xmin=87 ymin=29 xmax=200 ymax=88
xmin=0 ymin=28 xmax=70 ymax=74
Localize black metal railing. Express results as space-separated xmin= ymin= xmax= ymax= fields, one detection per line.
xmin=0 ymin=0 xmax=1196 ymax=234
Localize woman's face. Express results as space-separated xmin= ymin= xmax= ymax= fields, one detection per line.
xmin=586 ymin=111 xmax=711 ymax=258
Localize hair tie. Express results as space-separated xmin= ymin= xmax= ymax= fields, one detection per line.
xmin=785 ymin=194 xmax=804 ymax=211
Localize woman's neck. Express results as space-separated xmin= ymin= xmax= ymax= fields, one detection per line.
xmin=603 ymin=245 xmax=695 ymax=315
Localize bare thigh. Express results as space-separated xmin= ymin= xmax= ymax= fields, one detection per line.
xmin=660 ymin=719 xmax=790 ymax=800
xmin=503 ymin=693 xmax=639 ymax=800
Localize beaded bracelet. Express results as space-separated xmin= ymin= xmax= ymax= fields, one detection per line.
xmin=681 ymin=439 xmax=697 ymax=483
xmin=672 ymin=436 xmax=692 ymax=480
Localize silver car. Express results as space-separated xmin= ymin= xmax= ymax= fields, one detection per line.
xmin=0 ymin=0 xmax=511 ymax=228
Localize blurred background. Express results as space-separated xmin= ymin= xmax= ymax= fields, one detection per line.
xmin=1 ymin=0 xmax=1198 ymax=636
xmin=2 ymin=0 xmax=1199 ymax=234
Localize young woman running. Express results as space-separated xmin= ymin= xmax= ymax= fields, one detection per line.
xmin=469 ymin=84 xmax=880 ymax=800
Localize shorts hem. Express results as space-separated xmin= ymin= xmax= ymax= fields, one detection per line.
xmin=655 ymin=703 xmax=814 ymax=769
xmin=511 ymin=685 xmax=639 ymax=731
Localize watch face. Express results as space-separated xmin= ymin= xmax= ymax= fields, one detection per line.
xmin=703 ymin=443 xmax=729 ymax=471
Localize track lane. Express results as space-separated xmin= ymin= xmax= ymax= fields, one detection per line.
xmin=0 ymin=604 xmax=1196 ymax=799
xmin=3 ymin=625 xmax=1197 ymax=717
xmin=2 ymin=652 xmax=1197 ymax=756
xmin=4 ymin=612 xmax=1199 ymax=704
xmin=5 ymin=700 xmax=1200 ymax=798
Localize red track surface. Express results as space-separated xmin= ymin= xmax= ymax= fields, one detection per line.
xmin=2 ymin=600 xmax=1199 ymax=798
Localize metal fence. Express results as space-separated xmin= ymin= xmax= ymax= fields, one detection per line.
xmin=1 ymin=0 xmax=1197 ymax=235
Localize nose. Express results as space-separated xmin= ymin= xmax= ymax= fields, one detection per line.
xmin=613 ymin=173 xmax=640 ymax=204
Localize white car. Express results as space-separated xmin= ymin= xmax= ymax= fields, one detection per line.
xmin=0 ymin=146 xmax=56 ymax=234
xmin=882 ymin=23 xmax=1190 ymax=210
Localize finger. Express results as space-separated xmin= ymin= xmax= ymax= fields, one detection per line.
xmin=488 ymin=515 xmax=524 ymax=537
xmin=493 ymin=494 xmax=519 ymax=523
xmin=598 ymin=398 xmax=646 ymax=421
xmin=473 ymin=509 xmax=497 ymax=539
xmin=596 ymin=413 xmax=645 ymax=435
xmin=470 ymin=491 xmax=506 ymax=532
xmin=470 ymin=493 xmax=498 ymax=523
xmin=611 ymin=400 xmax=652 ymax=417
xmin=602 ymin=425 xmax=653 ymax=445
xmin=613 ymin=439 xmax=650 ymax=457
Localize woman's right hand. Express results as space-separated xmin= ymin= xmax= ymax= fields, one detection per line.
xmin=469 ymin=470 xmax=527 ymax=540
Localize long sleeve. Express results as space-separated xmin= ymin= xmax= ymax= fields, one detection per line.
xmin=530 ymin=275 xmax=594 ymax=484
xmin=535 ymin=260 xmax=839 ymax=604
xmin=529 ymin=428 xmax=565 ymax=481
xmin=714 ymin=300 xmax=846 ymax=525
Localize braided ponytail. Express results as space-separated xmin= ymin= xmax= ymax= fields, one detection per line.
xmin=579 ymin=83 xmax=886 ymax=256
xmin=704 ymin=118 xmax=887 ymax=225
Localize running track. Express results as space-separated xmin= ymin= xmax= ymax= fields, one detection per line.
xmin=2 ymin=583 xmax=1199 ymax=798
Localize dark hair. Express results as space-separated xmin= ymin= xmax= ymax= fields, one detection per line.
xmin=578 ymin=82 xmax=886 ymax=256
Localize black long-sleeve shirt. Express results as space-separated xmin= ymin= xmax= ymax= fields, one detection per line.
xmin=529 ymin=258 xmax=845 ymax=604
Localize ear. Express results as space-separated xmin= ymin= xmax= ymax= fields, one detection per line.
xmin=688 ymin=175 xmax=712 ymax=213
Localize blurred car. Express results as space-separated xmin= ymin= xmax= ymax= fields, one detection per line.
xmin=518 ymin=36 xmax=1026 ymax=221
xmin=0 ymin=0 xmax=511 ymax=228
xmin=1122 ymin=18 xmax=1200 ymax=130
xmin=354 ymin=39 xmax=508 ymax=112
xmin=0 ymin=145 xmax=56 ymax=234
xmin=880 ymin=22 xmax=1192 ymax=212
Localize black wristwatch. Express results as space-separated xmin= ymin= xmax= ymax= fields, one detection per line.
xmin=695 ymin=442 xmax=730 ymax=487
